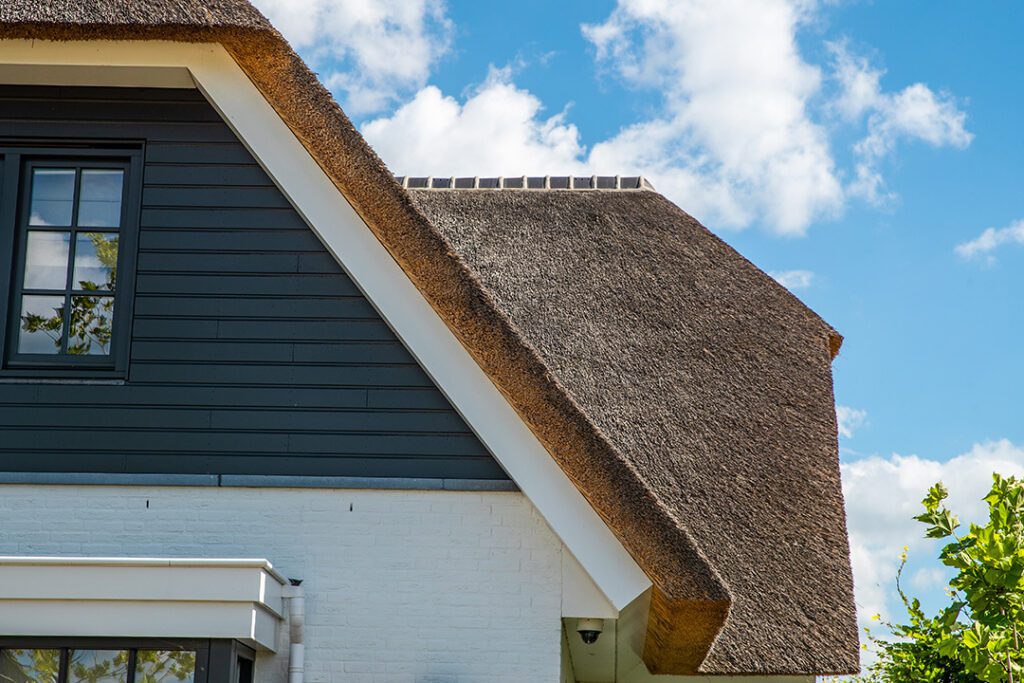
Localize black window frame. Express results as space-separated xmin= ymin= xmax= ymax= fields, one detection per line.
xmin=0 ymin=144 xmax=143 ymax=379
xmin=0 ymin=636 xmax=254 ymax=683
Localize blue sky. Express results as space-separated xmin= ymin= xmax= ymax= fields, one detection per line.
xmin=252 ymin=0 xmax=1024 ymax=653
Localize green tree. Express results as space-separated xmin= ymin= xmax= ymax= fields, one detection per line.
xmin=0 ymin=648 xmax=61 ymax=682
xmin=861 ymin=474 xmax=1024 ymax=682
xmin=68 ymin=648 xmax=128 ymax=682
xmin=20 ymin=233 xmax=117 ymax=355
xmin=134 ymin=650 xmax=196 ymax=682
xmin=858 ymin=551 xmax=979 ymax=682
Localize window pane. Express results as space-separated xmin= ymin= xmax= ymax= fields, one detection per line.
xmin=78 ymin=169 xmax=124 ymax=228
xmin=24 ymin=231 xmax=71 ymax=289
xmin=18 ymin=295 xmax=65 ymax=355
xmin=67 ymin=649 xmax=129 ymax=683
xmin=0 ymin=649 xmax=61 ymax=682
xmin=135 ymin=651 xmax=196 ymax=683
xmin=73 ymin=233 xmax=118 ymax=291
xmin=67 ymin=295 xmax=115 ymax=356
xmin=29 ymin=168 xmax=76 ymax=226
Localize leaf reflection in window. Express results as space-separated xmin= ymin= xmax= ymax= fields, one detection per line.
xmin=20 ymin=233 xmax=118 ymax=355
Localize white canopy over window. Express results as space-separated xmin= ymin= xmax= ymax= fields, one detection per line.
xmin=0 ymin=557 xmax=285 ymax=651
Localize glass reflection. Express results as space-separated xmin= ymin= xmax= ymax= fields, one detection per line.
xmin=73 ymin=233 xmax=118 ymax=292
xmin=78 ymin=170 xmax=124 ymax=228
xmin=24 ymin=231 xmax=71 ymax=289
xmin=67 ymin=295 xmax=114 ymax=356
xmin=29 ymin=169 xmax=75 ymax=226
xmin=0 ymin=648 xmax=61 ymax=682
xmin=67 ymin=649 xmax=129 ymax=683
xmin=135 ymin=651 xmax=196 ymax=683
xmin=18 ymin=294 xmax=65 ymax=354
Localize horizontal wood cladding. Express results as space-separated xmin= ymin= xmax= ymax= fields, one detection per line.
xmin=0 ymin=85 xmax=508 ymax=482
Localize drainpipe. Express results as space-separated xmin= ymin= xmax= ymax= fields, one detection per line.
xmin=284 ymin=578 xmax=305 ymax=683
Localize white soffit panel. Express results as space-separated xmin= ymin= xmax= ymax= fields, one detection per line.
xmin=562 ymin=547 xmax=617 ymax=619
xmin=0 ymin=557 xmax=286 ymax=651
xmin=0 ymin=63 xmax=194 ymax=88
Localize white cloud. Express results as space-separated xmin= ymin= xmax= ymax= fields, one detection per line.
xmin=363 ymin=68 xmax=587 ymax=176
xmin=251 ymin=0 xmax=451 ymax=115
xmin=770 ymin=269 xmax=814 ymax=290
xmin=955 ymin=219 xmax=1024 ymax=263
xmin=582 ymin=0 xmax=842 ymax=235
xmin=366 ymin=0 xmax=843 ymax=234
xmin=836 ymin=405 xmax=867 ymax=439
xmin=842 ymin=440 xmax=1024 ymax=631
xmin=831 ymin=42 xmax=972 ymax=204
xmin=909 ymin=565 xmax=949 ymax=592
xmin=361 ymin=1 xmax=970 ymax=237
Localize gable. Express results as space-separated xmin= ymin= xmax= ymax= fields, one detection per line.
xmin=0 ymin=31 xmax=855 ymax=676
xmin=0 ymin=84 xmax=507 ymax=484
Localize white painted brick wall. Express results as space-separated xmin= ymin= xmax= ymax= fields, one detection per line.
xmin=0 ymin=485 xmax=566 ymax=683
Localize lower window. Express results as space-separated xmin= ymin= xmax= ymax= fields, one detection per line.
xmin=0 ymin=639 xmax=252 ymax=683
xmin=0 ymin=648 xmax=195 ymax=682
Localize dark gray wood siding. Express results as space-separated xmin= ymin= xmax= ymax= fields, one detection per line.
xmin=0 ymin=85 xmax=508 ymax=482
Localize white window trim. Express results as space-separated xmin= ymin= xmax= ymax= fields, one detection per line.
xmin=0 ymin=40 xmax=652 ymax=614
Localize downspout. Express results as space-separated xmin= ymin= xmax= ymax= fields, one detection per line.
xmin=284 ymin=578 xmax=305 ymax=683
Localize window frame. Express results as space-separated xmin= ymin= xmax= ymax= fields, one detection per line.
xmin=0 ymin=636 xmax=249 ymax=683
xmin=0 ymin=144 xmax=143 ymax=379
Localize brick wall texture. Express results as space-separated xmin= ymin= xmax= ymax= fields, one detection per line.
xmin=0 ymin=485 xmax=566 ymax=682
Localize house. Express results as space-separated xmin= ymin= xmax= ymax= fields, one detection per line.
xmin=0 ymin=1 xmax=858 ymax=681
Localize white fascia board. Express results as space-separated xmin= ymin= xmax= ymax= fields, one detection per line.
xmin=1 ymin=601 xmax=279 ymax=651
xmin=0 ymin=560 xmax=284 ymax=616
xmin=0 ymin=557 xmax=284 ymax=650
xmin=0 ymin=39 xmax=651 ymax=610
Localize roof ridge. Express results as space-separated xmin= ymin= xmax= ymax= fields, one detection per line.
xmin=396 ymin=175 xmax=656 ymax=191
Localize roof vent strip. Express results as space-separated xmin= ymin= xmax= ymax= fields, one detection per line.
xmin=395 ymin=176 xmax=655 ymax=191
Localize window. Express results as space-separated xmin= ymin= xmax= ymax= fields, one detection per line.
xmin=0 ymin=646 xmax=197 ymax=682
xmin=0 ymin=639 xmax=249 ymax=683
xmin=0 ymin=147 xmax=141 ymax=376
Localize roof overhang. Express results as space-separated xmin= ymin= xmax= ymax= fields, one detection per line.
xmin=0 ymin=557 xmax=285 ymax=650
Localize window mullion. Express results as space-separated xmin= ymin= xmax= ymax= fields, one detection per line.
xmin=59 ymin=269 xmax=75 ymax=357
xmin=70 ymin=167 xmax=83 ymax=229
xmin=59 ymin=169 xmax=84 ymax=356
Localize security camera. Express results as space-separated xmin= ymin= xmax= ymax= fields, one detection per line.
xmin=576 ymin=618 xmax=604 ymax=645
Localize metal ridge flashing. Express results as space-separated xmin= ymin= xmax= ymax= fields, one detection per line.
xmin=397 ymin=175 xmax=656 ymax=191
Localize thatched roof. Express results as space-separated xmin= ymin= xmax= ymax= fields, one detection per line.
xmin=0 ymin=1 xmax=859 ymax=675
xmin=410 ymin=186 xmax=857 ymax=674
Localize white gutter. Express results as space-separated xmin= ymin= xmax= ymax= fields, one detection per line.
xmin=283 ymin=579 xmax=305 ymax=683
